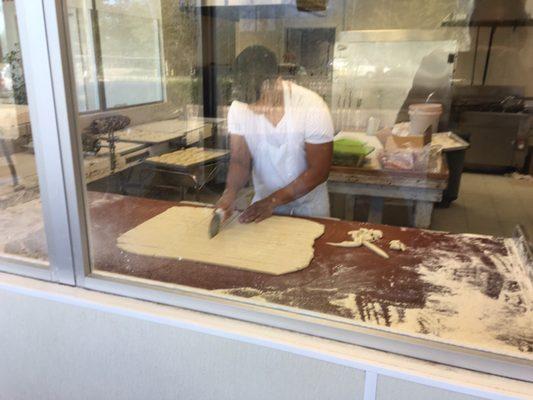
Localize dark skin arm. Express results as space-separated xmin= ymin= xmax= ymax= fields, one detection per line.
xmin=239 ymin=141 xmax=333 ymax=223
xmin=215 ymin=134 xmax=252 ymax=217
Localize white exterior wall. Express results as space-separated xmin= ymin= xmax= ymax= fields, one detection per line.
xmin=0 ymin=273 xmax=531 ymax=400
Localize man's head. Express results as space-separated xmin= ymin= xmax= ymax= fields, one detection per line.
xmin=232 ymin=45 xmax=278 ymax=104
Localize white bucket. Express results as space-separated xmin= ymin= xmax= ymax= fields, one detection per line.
xmin=408 ymin=103 xmax=442 ymax=137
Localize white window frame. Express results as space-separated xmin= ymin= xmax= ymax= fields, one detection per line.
xmin=0 ymin=0 xmax=80 ymax=285
xmin=6 ymin=0 xmax=532 ymax=383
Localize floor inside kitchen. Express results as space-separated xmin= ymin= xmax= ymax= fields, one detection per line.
xmin=431 ymin=172 xmax=533 ymax=237
xmin=342 ymin=171 xmax=533 ymax=238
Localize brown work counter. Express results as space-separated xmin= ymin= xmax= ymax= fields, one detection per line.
xmin=4 ymin=191 xmax=532 ymax=362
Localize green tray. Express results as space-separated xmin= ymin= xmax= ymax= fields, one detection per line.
xmin=333 ymin=139 xmax=375 ymax=167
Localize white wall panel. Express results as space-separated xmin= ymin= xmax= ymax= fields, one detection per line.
xmin=0 ymin=288 xmax=365 ymax=400
xmin=0 ymin=273 xmax=530 ymax=400
xmin=376 ymin=376 xmax=487 ymax=400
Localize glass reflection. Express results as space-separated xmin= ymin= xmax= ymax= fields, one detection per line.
xmin=65 ymin=0 xmax=533 ymax=361
xmin=0 ymin=1 xmax=48 ymax=263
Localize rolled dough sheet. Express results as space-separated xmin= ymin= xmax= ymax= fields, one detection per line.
xmin=117 ymin=206 xmax=325 ymax=275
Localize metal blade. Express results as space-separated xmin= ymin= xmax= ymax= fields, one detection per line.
xmin=208 ymin=209 xmax=224 ymax=238
xmin=209 ymin=191 xmax=249 ymax=238
xmin=209 ymin=208 xmax=243 ymax=238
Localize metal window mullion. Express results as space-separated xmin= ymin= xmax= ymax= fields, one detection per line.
xmin=16 ymin=0 xmax=91 ymax=285
xmin=43 ymin=0 xmax=92 ymax=284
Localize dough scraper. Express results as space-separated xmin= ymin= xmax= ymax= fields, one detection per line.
xmin=208 ymin=208 xmax=242 ymax=238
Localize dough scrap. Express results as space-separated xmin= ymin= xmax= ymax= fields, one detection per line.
xmin=328 ymin=228 xmax=388 ymax=258
xmin=349 ymin=228 xmax=383 ymax=242
xmin=117 ymin=206 xmax=324 ymax=275
xmin=328 ymin=228 xmax=383 ymax=248
xmin=363 ymin=241 xmax=389 ymax=259
xmin=389 ymin=240 xmax=406 ymax=251
xmin=327 ymin=239 xmax=362 ymax=248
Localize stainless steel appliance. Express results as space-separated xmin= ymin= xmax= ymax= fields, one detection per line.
xmin=452 ymin=86 xmax=532 ymax=171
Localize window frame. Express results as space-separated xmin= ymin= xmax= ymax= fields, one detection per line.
xmin=6 ymin=0 xmax=532 ymax=383
xmin=0 ymin=256 xmax=50 ymax=281
xmin=0 ymin=0 xmax=80 ymax=284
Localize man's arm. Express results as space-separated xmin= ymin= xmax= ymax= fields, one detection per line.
xmin=216 ymin=134 xmax=252 ymax=216
xmin=240 ymin=141 xmax=332 ymax=223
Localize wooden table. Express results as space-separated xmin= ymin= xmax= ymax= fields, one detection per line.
xmin=0 ymin=142 xmax=148 ymax=208
xmin=114 ymin=119 xmax=210 ymax=153
xmin=4 ymin=192 xmax=532 ymax=362
xmin=328 ymin=160 xmax=449 ymax=228
xmin=0 ymin=104 xmax=32 ymax=191
xmin=0 ymin=104 xmax=31 ymax=140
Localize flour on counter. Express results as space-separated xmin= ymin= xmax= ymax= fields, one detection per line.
xmin=212 ymin=233 xmax=533 ymax=358
xmin=89 ymin=193 xmax=125 ymax=208
xmin=333 ymin=234 xmax=532 ymax=355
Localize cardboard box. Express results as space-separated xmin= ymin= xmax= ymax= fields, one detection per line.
xmin=385 ymin=134 xmax=428 ymax=151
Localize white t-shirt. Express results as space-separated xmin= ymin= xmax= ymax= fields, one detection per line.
xmin=227 ymin=81 xmax=334 ymax=217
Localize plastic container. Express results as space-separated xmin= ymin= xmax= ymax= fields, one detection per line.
xmin=333 ymin=139 xmax=375 ymax=167
xmin=408 ymin=103 xmax=443 ymax=139
xmin=366 ymin=116 xmax=380 ymax=136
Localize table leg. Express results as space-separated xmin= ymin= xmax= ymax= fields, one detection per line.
xmin=0 ymin=138 xmax=19 ymax=187
xmin=344 ymin=194 xmax=355 ymax=221
xmin=414 ymin=201 xmax=434 ymax=228
xmin=138 ymin=168 xmax=153 ymax=195
xmin=119 ymin=168 xmax=134 ymax=195
xmin=368 ymin=197 xmax=384 ymax=224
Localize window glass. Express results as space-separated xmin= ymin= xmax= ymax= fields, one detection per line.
xmin=68 ymin=5 xmax=100 ymax=112
xmin=0 ymin=1 xmax=48 ymax=263
xmin=68 ymin=0 xmax=164 ymax=112
xmin=66 ymin=0 xmax=533 ymax=364
xmin=99 ymin=5 xmax=164 ymax=108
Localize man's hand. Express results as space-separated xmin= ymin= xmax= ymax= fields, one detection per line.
xmin=215 ymin=190 xmax=237 ymax=221
xmin=239 ymin=196 xmax=278 ymax=223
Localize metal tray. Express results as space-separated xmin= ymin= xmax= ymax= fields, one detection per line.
xmin=145 ymin=149 xmax=229 ymax=172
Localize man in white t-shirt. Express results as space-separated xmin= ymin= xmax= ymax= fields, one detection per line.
xmin=216 ymin=45 xmax=334 ymax=223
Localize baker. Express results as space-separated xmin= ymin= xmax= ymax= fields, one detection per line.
xmin=216 ymin=45 xmax=334 ymax=223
